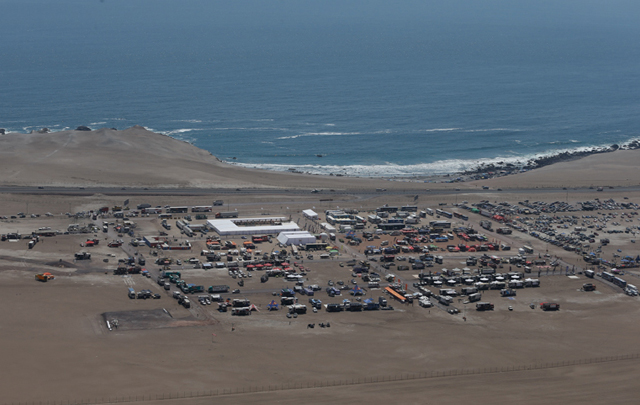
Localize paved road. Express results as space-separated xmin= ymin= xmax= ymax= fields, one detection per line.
xmin=1 ymin=185 xmax=639 ymax=198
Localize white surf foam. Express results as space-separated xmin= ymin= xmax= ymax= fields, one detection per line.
xmin=163 ymin=128 xmax=204 ymax=135
xmin=419 ymin=128 xmax=461 ymax=132
xmin=277 ymin=129 xmax=393 ymax=140
xmin=227 ymin=136 xmax=640 ymax=178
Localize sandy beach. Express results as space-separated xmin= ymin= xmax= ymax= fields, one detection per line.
xmin=2 ymin=126 xmax=640 ymax=190
xmin=1 ymin=127 xmax=640 ymax=404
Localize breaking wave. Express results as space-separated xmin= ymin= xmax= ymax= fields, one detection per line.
xmin=228 ymin=136 xmax=640 ymax=178
xmin=163 ymin=128 xmax=205 ymax=135
xmin=277 ymin=129 xmax=392 ymax=140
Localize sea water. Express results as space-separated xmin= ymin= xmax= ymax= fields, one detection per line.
xmin=1 ymin=0 xmax=639 ymax=177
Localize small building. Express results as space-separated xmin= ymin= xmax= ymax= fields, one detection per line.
xmin=143 ymin=236 xmax=170 ymax=248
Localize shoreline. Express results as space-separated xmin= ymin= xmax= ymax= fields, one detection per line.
xmin=3 ymin=124 xmax=640 ymax=182
xmin=219 ymin=137 xmax=640 ymax=184
xmin=168 ymin=128 xmax=640 ymax=181
xmin=1 ymin=125 xmax=639 ymax=189
xmin=462 ymin=140 xmax=640 ymax=177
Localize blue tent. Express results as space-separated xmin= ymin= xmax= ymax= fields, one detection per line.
xmin=267 ymin=300 xmax=279 ymax=311
xmin=350 ymin=285 xmax=364 ymax=296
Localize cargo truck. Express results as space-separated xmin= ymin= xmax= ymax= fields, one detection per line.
xmin=215 ymin=212 xmax=238 ymax=218
xmin=208 ymin=285 xmax=230 ymax=293
xmin=540 ymin=302 xmax=560 ymax=311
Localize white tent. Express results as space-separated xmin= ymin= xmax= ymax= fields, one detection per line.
xmin=208 ymin=217 xmax=299 ymax=236
xmin=277 ymin=231 xmax=317 ymax=246
xmin=302 ymin=209 xmax=318 ymax=220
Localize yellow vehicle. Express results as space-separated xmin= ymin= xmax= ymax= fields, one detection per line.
xmin=35 ymin=272 xmax=55 ymax=282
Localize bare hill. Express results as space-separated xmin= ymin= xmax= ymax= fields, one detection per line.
xmin=0 ymin=126 xmax=372 ymax=189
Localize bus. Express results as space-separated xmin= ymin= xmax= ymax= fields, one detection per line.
xmin=435 ymin=209 xmax=453 ymax=219
xmin=613 ymin=277 xmax=627 ymax=288
xmin=191 ymin=206 xmax=212 ymax=213
xmin=453 ymin=212 xmax=469 ymax=221
xmin=429 ymin=220 xmax=451 ymax=229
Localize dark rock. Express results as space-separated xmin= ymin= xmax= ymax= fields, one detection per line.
xmin=626 ymin=140 xmax=640 ymax=149
xmin=76 ymin=126 xmax=91 ymax=131
xmin=0 ymin=128 xmax=5 ymax=135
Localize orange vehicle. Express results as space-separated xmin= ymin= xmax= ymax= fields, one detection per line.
xmin=35 ymin=272 xmax=54 ymax=282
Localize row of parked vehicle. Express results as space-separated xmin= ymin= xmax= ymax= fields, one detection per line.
xmin=127 ymin=288 xmax=160 ymax=300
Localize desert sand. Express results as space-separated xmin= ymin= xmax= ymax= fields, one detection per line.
xmin=0 ymin=127 xmax=639 ymax=405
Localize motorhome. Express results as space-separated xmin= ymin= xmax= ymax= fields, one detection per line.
xmin=476 ymin=302 xmax=494 ymax=311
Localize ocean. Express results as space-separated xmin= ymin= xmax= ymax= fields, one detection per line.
xmin=1 ymin=0 xmax=639 ymax=177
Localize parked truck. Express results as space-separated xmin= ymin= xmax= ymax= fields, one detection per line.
xmin=75 ymin=252 xmax=91 ymax=260
xmin=540 ymin=302 xmax=560 ymax=311
xmin=468 ymin=293 xmax=482 ymax=303
xmin=188 ymin=285 xmax=205 ymax=294
xmin=162 ymin=271 xmax=181 ymax=279
xmin=438 ymin=295 xmax=453 ymax=306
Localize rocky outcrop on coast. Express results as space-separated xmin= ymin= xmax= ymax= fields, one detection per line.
xmin=462 ymin=141 xmax=640 ymax=176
